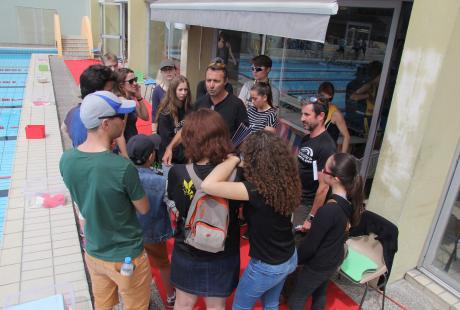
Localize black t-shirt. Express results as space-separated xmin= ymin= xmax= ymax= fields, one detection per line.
xmin=297 ymin=130 xmax=336 ymax=205
xmin=194 ymin=93 xmax=248 ymax=137
xmin=157 ymin=108 xmax=186 ymax=163
xmin=196 ymin=80 xmax=234 ymax=100
xmin=124 ymin=111 xmax=138 ymax=142
xmin=167 ymin=163 xmax=241 ymax=260
xmin=242 ymin=181 xmax=295 ymax=265
xmin=297 ymin=194 xmax=353 ymax=271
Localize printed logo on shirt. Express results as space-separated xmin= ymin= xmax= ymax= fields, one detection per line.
xmin=298 ymin=146 xmax=314 ymax=164
xmin=183 ymin=179 xmax=194 ymax=200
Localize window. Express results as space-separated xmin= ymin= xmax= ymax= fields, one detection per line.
xmin=423 ymin=154 xmax=460 ymax=292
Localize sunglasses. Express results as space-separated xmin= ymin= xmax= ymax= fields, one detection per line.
xmin=208 ymin=62 xmax=226 ymax=68
xmin=309 ymin=95 xmax=331 ymax=104
xmin=321 ymin=168 xmax=336 ymax=177
xmin=251 ymin=66 xmax=264 ymax=72
xmin=125 ymin=77 xmax=138 ymax=85
xmin=98 ymin=114 xmax=125 ymax=120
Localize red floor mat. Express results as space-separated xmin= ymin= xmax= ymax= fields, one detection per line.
xmin=64 ymin=59 xmax=101 ymax=85
xmin=64 ymin=59 xmax=153 ymax=134
xmin=151 ymin=238 xmax=359 ymax=309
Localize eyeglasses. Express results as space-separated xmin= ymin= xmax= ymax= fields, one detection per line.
xmin=98 ymin=114 xmax=125 ymax=120
xmin=125 ymin=77 xmax=138 ymax=85
xmin=251 ymin=66 xmax=264 ymax=72
xmin=321 ymin=168 xmax=336 ymax=177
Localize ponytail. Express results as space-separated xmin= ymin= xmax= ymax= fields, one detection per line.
xmin=349 ymin=174 xmax=364 ymax=227
xmin=329 ymin=153 xmax=365 ymax=227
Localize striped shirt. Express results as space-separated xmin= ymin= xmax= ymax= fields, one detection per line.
xmin=247 ymin=105 xmax=279 ymax=132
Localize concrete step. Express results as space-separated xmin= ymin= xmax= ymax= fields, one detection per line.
xmin=62 ymin=35 xmax=85 ymax=40
xmin=62 ymin=46 xmax=89 ymax=51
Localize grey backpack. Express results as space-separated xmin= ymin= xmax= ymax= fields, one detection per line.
xmin=184 ymin=164 xmax=236 ymax=253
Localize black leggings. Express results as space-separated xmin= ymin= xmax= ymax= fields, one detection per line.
xmin=287 ymin=265 xmax=337 ymax=310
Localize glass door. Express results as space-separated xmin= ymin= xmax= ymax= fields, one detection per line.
xmin=99 ymin=1 xmax=127 ymax=61
xmin=423 ymin=153 xmax=460 ymax=292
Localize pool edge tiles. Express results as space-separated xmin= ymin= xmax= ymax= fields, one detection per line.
xmin=0 ymin=49 xmax=55 ymax=245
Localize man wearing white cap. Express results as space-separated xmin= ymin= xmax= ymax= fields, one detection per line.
xmin=60 ymin=90 xmax=152 ymax=309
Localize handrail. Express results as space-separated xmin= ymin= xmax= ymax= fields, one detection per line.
xmin=81 ymin=16 xmax=94 ymax=59
xmin=53 ymin=14 xmax=63 ymax=57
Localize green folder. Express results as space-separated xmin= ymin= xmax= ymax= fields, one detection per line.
xmin=340 ymin=248 xmax=378 ymax=282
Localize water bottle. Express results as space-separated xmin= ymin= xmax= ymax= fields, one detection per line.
xmin=120 ymin=257 xmax=134 ymax=276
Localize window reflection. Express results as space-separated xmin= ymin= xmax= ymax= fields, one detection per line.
xmin=433 ymin=190 xmax=460 ymax=281
xmin=213 ymin=7 xmax=395 ymax=194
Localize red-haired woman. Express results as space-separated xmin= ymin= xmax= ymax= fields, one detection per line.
xmin=167 ymin=109 xmax=240 ymax=310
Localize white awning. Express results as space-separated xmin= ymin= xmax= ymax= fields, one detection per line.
xmin=149 ymin=0 xmax=338 ymax=43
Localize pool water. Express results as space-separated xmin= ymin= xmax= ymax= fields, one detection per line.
xmin=0 ymin=47 xmax=56 ymax=242
xmin=238 ymin=55 xmax=359 ymax=111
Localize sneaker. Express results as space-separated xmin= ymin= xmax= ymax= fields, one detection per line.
xmin=166 ymin=290 xmax=176 ymax=309
xmin=241 ymin=231 xmax=249 ymax=240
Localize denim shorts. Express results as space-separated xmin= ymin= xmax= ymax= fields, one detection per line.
xmin=170 ymin=247 xmax=240 ymax=297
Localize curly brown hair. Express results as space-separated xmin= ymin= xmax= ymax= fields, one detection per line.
xmin=240 ymin=131 xmax=301 ymax=216
xmin=182 ymin=109 xmax=234 ymax=165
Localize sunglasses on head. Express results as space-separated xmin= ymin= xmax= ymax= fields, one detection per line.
xmin=309 ymin=95 xmax=331 ymax=104
xmin=251 ymin=66 xmax=264 ymax=72
xmin=208 ymin=62 xmax=226 ymax=68
xmin=98 ymin=114 xmax=125 ymax=120
xmin=125 ymin=77 xmax=138 ymax=85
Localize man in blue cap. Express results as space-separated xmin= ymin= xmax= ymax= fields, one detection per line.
xmin=60 ymin=90 xmax=152 ymax=309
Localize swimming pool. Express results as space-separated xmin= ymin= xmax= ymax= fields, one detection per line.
xmin=0 ymin=47 xmax=56 ymax=242
xmin=238 ymin=56 xmax=359 ymax=111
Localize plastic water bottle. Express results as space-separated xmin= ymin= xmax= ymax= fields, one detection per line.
xmin=120 ymin=257 xmax=134 ymax=276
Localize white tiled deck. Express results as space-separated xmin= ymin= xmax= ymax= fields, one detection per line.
xmin=0 ymin=54 xmax=92 ymax=309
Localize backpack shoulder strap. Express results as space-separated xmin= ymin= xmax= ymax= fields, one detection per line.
xmin=185 ymin=163 xmax=202 ymax=189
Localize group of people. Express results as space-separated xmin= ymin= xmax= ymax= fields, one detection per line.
xmin=60 ymin=51 xmax=365 ymax=310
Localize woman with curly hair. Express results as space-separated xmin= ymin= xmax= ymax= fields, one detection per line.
xmin=167 ymin=109 xmax=240 ymax=310
xmin=288 ymin=152 xmax=364 ymax=309
xmin=202 ymin=131 xmax=301 ymax=309
xmin=156 ymin=75 xmax=192 ymax=163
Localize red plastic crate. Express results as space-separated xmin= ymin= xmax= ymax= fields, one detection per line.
xmin=25 ymin=125 xmax=45 ymax=139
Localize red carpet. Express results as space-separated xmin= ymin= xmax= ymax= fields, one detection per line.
xmin=150 ymin=237 xmax=359 ymax=309
xmin=64 ymin=59 xmax=101 ymax=86
xmin=64 ymin=60 xmax=153 ymax=134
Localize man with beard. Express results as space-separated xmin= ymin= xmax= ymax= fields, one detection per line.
xmin=295 ymin=98 xmax=337 ymax=232
xmin=162 ymin=62 xmax=248 ymax=165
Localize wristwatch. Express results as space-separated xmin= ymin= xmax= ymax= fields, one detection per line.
xmin=307 ymin=213 xmax=315 ymax=222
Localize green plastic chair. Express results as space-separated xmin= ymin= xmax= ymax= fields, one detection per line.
xmin=340 ymin=233 xmax=388 ymax=310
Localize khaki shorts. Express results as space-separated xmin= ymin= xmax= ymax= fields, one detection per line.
xmin=85 ymin=250 xmax=151 ymax=310
xmin=144 ymin=242 xmax=170 ymax=269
